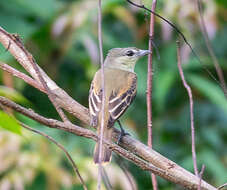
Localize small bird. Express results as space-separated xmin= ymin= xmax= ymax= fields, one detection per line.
xmin=89 ymin=47 xmax=150 ymax=163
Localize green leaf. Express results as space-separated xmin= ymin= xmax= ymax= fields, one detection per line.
xmin=188 ymin=74 xmax=227 ymax=114
xmin=0 ymin=86 xmax=29 ymax=104
xmin=0 ymin=111 xmax=22 ymax=135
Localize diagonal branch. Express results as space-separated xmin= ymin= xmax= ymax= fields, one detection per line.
xmin=0 ymin=26 xmax=89 ymax=124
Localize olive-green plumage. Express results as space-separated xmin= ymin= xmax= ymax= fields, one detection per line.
xmin=89 ymin=47 xmax=150 ymax=163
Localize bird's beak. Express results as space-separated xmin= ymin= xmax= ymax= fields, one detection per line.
xmin=136 ymin=50 xmax=151 ymax=57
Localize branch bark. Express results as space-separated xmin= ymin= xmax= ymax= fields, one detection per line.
xmin=0 ymin=26 xmax=217 ymax=190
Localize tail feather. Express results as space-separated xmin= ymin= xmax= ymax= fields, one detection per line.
xmin=94 ymin=128 xmax=113 ymax=164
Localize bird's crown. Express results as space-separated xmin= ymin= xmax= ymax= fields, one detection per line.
xmin=107 ymin=47 xmax=140 ymax=57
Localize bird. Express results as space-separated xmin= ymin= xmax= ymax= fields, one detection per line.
xmin=89 ymin=47 xmax=150 ymax=163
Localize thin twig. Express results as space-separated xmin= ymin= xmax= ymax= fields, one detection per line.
xmin=126 ymin=0 xmax=224 ymax=95
xmin=20 ymin=122 xmax=88 ymax=190
xmin=176 ymin=40 xmax=198 ymax=176
xmin=101 ymin=166 xmax=113 ymax=190
xmin=198 ymin=165 xmax=205 ymax=190
xmin=196 ymin=0 xmax=227 ymax=98
xmin=97 ymin=0 xmax=105 ymax=189
xmin=25 ymin=48 xmax=69 ymax=122
xmin=147 ymin=0 xmax=158 ymax=189
xmin=0 ymin=62 xmax=46 ymax=93
xmin=116 ymin=157 xmax=138 ymax=190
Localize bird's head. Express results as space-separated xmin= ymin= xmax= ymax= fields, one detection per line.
xmin=104 ymin=47 xmax=151 ymax=72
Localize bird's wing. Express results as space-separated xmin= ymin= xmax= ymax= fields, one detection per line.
xmin=108 ymin=75 xmax=137 ymax=127
xmin=89 ymin=79 xmax=102 ymax=127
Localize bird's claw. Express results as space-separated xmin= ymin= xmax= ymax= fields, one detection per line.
xmin=117 ymin=120 xmax=130 ymax=144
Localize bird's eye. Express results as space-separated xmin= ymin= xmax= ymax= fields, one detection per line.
xmin=126 ymin=50 xmax=134 ymax=56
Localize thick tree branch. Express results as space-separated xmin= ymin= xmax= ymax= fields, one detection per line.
xmin=0 ymin=26 xmax=217 ymax=190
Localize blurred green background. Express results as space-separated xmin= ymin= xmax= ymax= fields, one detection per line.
xmin=0 ymin=0 xmax=226 ymax=189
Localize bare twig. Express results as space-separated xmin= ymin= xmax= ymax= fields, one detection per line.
xmin=22 ymin=42 xmax=69 ymax=122
xmin=196 ymin=0 xmax=227 ymax=98
xmin=0 ymin=62 xmax=46 ymax=93
xmin=176 ymin=40 xmax=198 ymax=176
xmin=97 ymin=0 xmax=105 ymax=189
xmin=101 ymin=166 xmax=113 ymax=190
xmin=198 ymin=165 xmax=205 ymax=190
xmin=116 ymin=157 xmax=138 ymax=190
xmin=147 ymin=0 xmax=158 ymax=189
xmin=20 ymin=123 xmax=88 ymax=190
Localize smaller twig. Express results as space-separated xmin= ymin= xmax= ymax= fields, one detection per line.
xmin=20 ymin=122 xmax=88 ymax=190
xmin=18 ymin=42 xmax=68 ymax=122
xmin=116 ymin=157 xmax=138 ymax=190
xmin=218 ymin=183 xmax=227 ymax=190
xmin=0 ymin=62 xmax=46 ymax=93
xmin=28 ymin=55 xmax=68 ymax=122
xmin=196 ymin=0 xmax=227 ymax=98
xmin=101 ymin=166 xmax=113 ymax=190
xmin=176 ymin=40 xmax=198 ymax=176
xmin=198 ymin=165 xmax=205 ymax=190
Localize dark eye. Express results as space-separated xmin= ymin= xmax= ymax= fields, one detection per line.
xmin=126 ymin=50 xmax=134 ymax=56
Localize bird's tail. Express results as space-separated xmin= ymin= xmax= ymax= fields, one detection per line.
xmin=93 ymin=127 xmax=113 ymax=164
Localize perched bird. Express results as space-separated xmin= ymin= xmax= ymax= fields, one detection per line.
xmin=89 ymin=47 xmax=150 ymax=163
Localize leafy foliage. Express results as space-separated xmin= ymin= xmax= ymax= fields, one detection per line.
xmin=0 ymin=111 xmax=22 ymax=135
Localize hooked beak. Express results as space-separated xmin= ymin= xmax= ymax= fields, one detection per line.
xmin=136 ymin=50 xmax=151 ymax=57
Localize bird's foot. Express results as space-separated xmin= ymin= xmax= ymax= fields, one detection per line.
xmin=117 ymin=120 xmax=130 ymax=144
